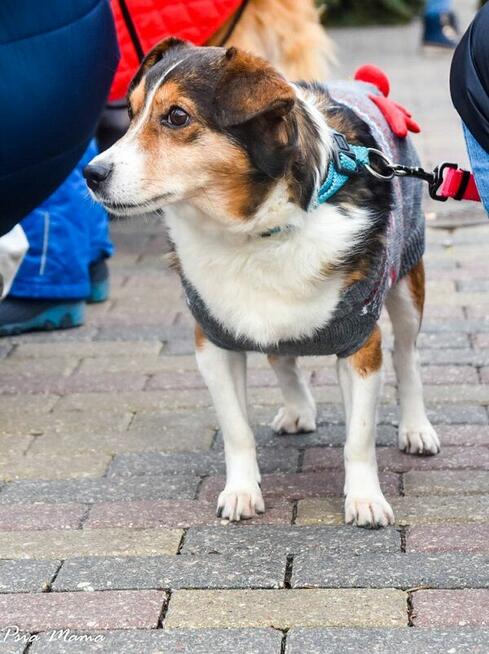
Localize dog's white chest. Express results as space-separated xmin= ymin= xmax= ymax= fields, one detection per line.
xmin=166 ymin=203 xmax=371 ymax=347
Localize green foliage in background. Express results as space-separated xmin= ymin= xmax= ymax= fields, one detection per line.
xmin=318 ymin=0 xmax=425 ymax=26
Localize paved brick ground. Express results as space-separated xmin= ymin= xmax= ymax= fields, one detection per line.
xmin=1 ymin=2 xmax=488 ymax=651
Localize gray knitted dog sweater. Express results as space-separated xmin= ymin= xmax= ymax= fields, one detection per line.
xmin=181 ymin=81 xmax=425 ymax=358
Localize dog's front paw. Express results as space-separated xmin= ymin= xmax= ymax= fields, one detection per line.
xmin=271 ymin=406 xmax=316 ymax=434
xmin=399 ymin=420 xmax=440 ymax=455
xmin=217 ymin=484 xmax=265 ymax=521
xmin=345 ymin=494 xmax=394 ymax=529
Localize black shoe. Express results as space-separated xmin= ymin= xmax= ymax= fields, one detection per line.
xmin=0 ymin=298 xmax=85 ymax=337
xmin=88 ymin=259 xmax=110 ymax=303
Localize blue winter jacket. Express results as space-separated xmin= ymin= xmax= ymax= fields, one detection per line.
xmin=0 ymin=0 xmax=119 ymax=236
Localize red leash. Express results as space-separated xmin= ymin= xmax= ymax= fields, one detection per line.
xmin=438 ymin=165 xmax=481 ymax=202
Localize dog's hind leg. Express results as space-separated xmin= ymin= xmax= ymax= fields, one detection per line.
xmin=337 ymin=325 xmax=394 ymax=528
xmin=385 ymin=259 xmax=440 ymax=455
xmin=268 ymin=355 xmax=317 ymax=434
xmin=195 ymin=324 xmax=264 ymax=521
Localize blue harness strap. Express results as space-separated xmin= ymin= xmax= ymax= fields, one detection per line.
xmin=316 ymin=133 xmax=371 ymax=205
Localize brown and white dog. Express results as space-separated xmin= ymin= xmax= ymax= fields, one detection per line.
xmin=85 ymin=38 xmax=440 ymax=528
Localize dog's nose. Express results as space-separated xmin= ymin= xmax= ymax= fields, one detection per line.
xmin=83 ymin=162 xmax=113 ymax=191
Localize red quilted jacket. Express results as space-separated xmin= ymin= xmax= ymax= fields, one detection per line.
xmin=109 ymin=0 xmax=242 ymax=100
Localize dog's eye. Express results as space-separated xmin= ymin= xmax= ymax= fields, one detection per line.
xmin=162 ymin=106 xmax=190 ymax=128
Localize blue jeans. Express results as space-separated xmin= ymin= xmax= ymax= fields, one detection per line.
xmin=464 ymin=124 xmax=489 ymax=215
xmin=425 ymin=0 xmax=452 ymax=15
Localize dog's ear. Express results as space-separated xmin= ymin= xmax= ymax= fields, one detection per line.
xmin=216 ymin=48 xmax=295 ymax=126
xmin=129 ymin=37 xmax=194 ymax=94
xmin=140 ymin=37 xmax=193 ymax=72
xmin=215 ymin=48 xmax=297 ymax=178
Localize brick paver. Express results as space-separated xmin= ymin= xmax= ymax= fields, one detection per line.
xmin=411 ymin=589 xmax=489 ymax=627
xmin=0 ymin=435 xmax=33 ymax=458
xmin=28 ymin=426 xmax=213 ymax=455
xmin=1 ymin=409 xmax=131 ymax=437
xmin=0 ymin=590 xmax=166 ymax=630
xmin=0 ymin=475 xmax=199 ymax=504
xmin=404 ymin=470 xmax=489 ymax=495
xmin=0 ymin=452 xmax=112 ymax=481
xmin=296 ymin=496 xmax=489 ymax=526
xmin=181 ymin=525 xmax=400 ymax=555
xmin=302 ymin=446 xmax=489 ymax=472
xmin=0 ymin=528 xmax=182 ymax=559
xmin=291 ymin=553 xmax=489 ymax=588
xmin=30 ymin=629 xmax=283 ymax=654
xmin=434 ymin=425 xmax=489 ymax=446
xmin=407 ymin=525 xmax=489 ymax=552
xmin=107 ymin=448 xmax=299 ymax=477
xmin=85 ymin=499 xmax=293 ymax=528
xmin=0 ymin=559 xmax=60 ymax=592
xmin=0 ymin=503 xmax=86 ymax=531
xmin=0 ymin=3 xmax=487 ymax=648
xmin=286 ymin=628 xmax=489 ymax=654
xmin=164 ymin=589 xmax=407 ymax=628
xmin=53 ymin=554 xmax=286 ymax=591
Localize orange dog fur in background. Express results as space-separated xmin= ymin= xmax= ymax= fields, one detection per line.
xmin=209 ymin=0 xmax=335 ymax=80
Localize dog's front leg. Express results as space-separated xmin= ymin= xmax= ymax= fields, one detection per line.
xmin=195 ymin=325 xmax=263 ymax=521
xmin=336 ymin=325 xmax=394 ymax=528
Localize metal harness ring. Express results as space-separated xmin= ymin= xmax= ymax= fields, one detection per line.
xmin=364 ymin=148 xmax=396 ymax=180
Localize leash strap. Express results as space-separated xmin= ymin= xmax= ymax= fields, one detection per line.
xmin=218 ymin=0 xmax=251 ymax=46
xmin=439 ymin=166 xmax=481 ymax=202
xmin=117 ymin=0 xmax=145 ymax=64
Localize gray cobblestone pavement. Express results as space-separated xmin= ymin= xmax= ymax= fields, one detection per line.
xmin=0 ymin=2 xmax=488 ymax=651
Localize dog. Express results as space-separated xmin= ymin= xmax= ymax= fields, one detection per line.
xmin=84 ymin=38 xmax=440 ymax=528
xmin=208 ymin=0 xmax=334 ymax=81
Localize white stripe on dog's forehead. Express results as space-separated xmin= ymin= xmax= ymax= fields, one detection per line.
xmin=129 ymin=56 xmax=190 ymax=137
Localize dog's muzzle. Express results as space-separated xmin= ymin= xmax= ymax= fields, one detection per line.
xmin=83 ymin=162 xmax=113 ymax=192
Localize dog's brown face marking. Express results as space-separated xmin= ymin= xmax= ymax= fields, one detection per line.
xmin=351 ymin=324 xmax=382 ymax=377
xmin=122 ymin=38 xmax=299 ymax=221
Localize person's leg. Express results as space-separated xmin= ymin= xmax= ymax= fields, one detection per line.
xmin=463 ymin=124 xmax=489 ymax=214
xmin=0 ymin=140 xmax=112 ymax=336
xmin=425 ymin=0 xmax=453 ymax=15
xmin=423 ymin=0 xmax=458 ymax=48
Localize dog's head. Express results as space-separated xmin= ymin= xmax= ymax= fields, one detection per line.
xmin=85 ymin=38 xmax=300 ymax=221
